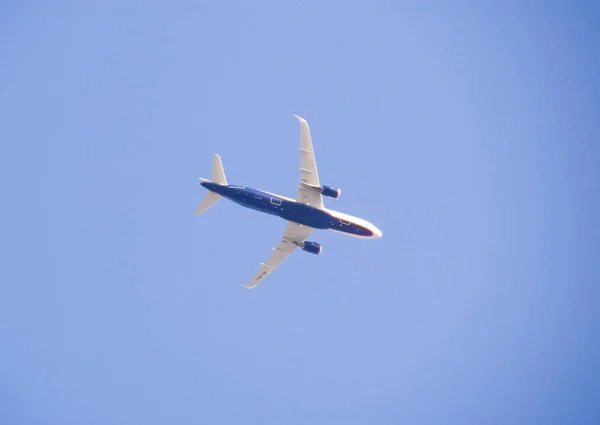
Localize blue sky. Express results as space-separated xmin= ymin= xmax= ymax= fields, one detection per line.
xmin=1 ymin=1 xmax=599 ymax=424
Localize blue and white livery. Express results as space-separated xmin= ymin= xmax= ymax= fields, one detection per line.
xmin=196 ymin=115 xmax=382 ymax=288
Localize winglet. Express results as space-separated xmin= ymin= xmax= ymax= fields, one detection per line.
xmin=293 ymin=114 xmax=306 ymax=122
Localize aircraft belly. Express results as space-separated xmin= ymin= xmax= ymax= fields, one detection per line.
xmin=279 ymin=201 xmax=332 ymax=229
xmin=231 ymin=193 xmax=281 ymax=217
xmin=222 ymin=188 xmax=335 ymax=228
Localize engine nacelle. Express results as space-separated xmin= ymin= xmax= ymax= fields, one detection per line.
xmin=320 ymin=185 xmax=342 ymax=199
xmin=301 ymin=241 xmax=322 ymax=255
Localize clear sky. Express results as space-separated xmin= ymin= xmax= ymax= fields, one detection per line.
xmin=1 ymin=1 xmax=599 ymax=424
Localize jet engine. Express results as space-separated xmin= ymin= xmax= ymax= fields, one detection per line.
xmin=320 ymin=185 xmax=342 ymax=199
xmin=300 ymin=241 xmax=322 ymax=255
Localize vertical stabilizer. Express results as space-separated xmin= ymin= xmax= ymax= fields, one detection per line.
xmin=212 ymin=154 xmax=227 ymax=185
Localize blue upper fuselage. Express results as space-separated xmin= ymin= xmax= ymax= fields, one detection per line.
xmin=200 ymin=181 xmax=375 ymax=237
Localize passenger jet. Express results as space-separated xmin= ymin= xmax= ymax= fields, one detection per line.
xmin=195 ymin=115 xmax=382 ymax=288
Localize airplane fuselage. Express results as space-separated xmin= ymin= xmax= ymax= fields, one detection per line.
xmin=201 ymin=181 xmax=382 ymax=239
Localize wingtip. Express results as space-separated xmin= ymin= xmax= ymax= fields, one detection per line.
xmin=293 ymin=114 xmax=305 ymax=122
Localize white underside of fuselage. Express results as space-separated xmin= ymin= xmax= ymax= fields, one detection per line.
xmin=324 ymin=208 xmax=383 ymax=239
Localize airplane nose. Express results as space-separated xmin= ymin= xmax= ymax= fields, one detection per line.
xmin=372 ymin=226 xmax=383 ymax=238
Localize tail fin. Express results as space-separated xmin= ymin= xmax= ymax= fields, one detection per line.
xmin=212 ymin=154 xmax=227 ymax=185
xmin=195 ymin=191 xmax=221 ymax=216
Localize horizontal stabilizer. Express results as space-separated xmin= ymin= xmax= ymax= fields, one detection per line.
xmin=212 ymin=154 xmax=227 ymax=185
xmin=195 ymin=191 xmax=221 ymax=216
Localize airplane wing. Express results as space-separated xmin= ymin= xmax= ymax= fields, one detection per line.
xmin=294 ymin=115 xmax=324 ymax=209
xmin=243 ymin=221 xmax=314 ymax=289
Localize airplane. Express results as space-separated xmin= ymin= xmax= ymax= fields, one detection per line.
xmin=195 ymin=115 xmax=382 ymax=288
